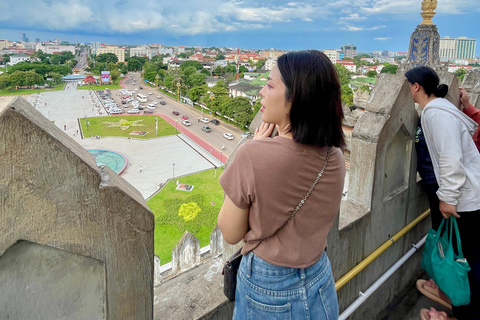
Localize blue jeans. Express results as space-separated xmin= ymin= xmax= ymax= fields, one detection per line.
xmin=233 ymin=250 xmax=338 ymax=320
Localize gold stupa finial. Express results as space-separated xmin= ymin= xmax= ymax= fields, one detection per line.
xmin=421 ymin=0 xmax=437 ymax=25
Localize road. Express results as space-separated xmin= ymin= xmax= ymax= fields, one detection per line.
xmin=113 ymin=72 xmax=245 ymax=158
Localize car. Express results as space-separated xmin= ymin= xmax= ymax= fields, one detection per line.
xmin=223 ymin=133 xmax=234 ymax=140
xmin=139 ymin=86 xmax=143 ymax=89
xmin=137 ymin=106 xmax=144 ymax=110
xmin=121 ymin=100 xmax=127 ymax=104
xmin=201 ymin=126 xmax=211 ymax=133
xmin=152 ymin=101 xmax=158 ymax=105
xmin=134 ymin=88 xmax=138 ymax=91
xmin=148 ymin=92 xmax=152 ymax=95
xmin=160 ymin=101 xmax=166 ymax=105
xmin=182 ymin=120 xmax=191 ymax=126
xmin=156 ymin=95 xmax=162 ymax=99
xmin=144 ymin=109 xmax=154 ymax=114
xmin=241 ymin=132 xmax=251 ymax=138
xmin=182 ymin=115 xmax=188 ymax=120
xmin=200 ymin=117 xmax=210 ymax=123
xmin=128 ymin=109 xmax=140 ymax=114
xmin=210 ymin=119 xmax=220 ymax=125
xmin=110 ymin=109 xmax=123 ymax=114
xmin=172 ymin=111 xmax=179 ymax=116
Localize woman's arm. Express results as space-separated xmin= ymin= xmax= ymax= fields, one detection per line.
xmin=218 ymin=195 xmax=249 ymax=244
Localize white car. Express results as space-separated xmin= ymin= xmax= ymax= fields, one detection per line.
xmin=134 ymin=88 xmax=138 ymax=91
xmin=156 ymin=95 xmax=162 ymax=99
xmin=223 ymin=133 xmax=234 ymax=140
xmin=128 ymin=108 xmax=140 ymax=114
xmin=182 ymin=120 xmax=192 ymax=126
xmin=200 ymin=118 xmax=210 ymax=123
xmin=110 ymin=109 xmax=123 ymax=114
xmin=148 ymin=92 xmax=153 ymax=95
xmin=152 ymin=101 xmax=158 ymax=105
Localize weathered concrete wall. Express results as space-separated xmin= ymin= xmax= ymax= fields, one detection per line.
xmin=0 ymin=97 xmax=154 ymax=319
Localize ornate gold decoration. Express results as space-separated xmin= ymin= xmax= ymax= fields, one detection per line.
xmin=421 ymin=0 xmax=437 ymax=25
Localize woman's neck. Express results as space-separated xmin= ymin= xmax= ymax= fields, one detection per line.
xmin=419 ymin=95 xmax=439 ymax=109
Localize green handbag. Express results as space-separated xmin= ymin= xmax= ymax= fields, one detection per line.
xmin=421 ymin=217 xmax=471 ymax=306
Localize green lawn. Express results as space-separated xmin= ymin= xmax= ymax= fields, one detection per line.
xmin=147 ymin=168 xmax=225 ymax=265
xmin=77 ymin=83 xmax=123 ymax=90
xmin=79 ymin=115 xmax=178 ymax=139
xmin=0 ymin=83 xmax=66 ymax=96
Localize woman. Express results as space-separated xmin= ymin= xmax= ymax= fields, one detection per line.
xmin=405 ymin=66 xmax=480 ymax=320
xmin=218 ymin=50 xmax=346 ymax=319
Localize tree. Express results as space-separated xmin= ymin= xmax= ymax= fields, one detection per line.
xmin=199 ymin=68 xmax=211 ymax=76
xmin=50 ymin=72 xmax=63 ymax=84
xmin=188 ymin=85 xmax=207 ymax=102
xmin=110 ymin=69 xmax=121 ymax=84
xmin=380 ymin=63 xmax=398 ymax=74
xmin=335 ymin=64 xmax=351 ymax=87
xmin=178 ymin=53 xmax=188 ymax=59
xmin=182 ymin=66 xmax=197 ymax=79
xmin=366 ymin=70 xmax=377 ymax=78
xmin=127 ymin=58 xmax=142 ymax=71
xmin=216 ymin=54 xmax=225 ymax=60
xmin=341 ymin=85 xmax=353 ymax=106
xmin=50 ymin=55 xmax=61 ymax=65
xmin=186 ymin=73 xmax=206 ymax=87
xmin=180 ymin=60 xmax=202 ymax=71
xmin=255 ymin=59 xmax=266 ymax=69
xmin=230 ymin=97 xmax=254 ymax=128
xmin=96 ymin=53 xmax=118 ymax=64
xmin=455 ymin=68 xmax=468 ymax=82
xmin=212 ymin=65 xmax=224 ymax=77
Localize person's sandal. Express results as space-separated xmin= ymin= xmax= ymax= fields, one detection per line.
xmin=416 ymin=279 xmax=452 ymax=310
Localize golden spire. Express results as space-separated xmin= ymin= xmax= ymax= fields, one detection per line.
xmin=420 ymin=0 xmax=437 ymax=25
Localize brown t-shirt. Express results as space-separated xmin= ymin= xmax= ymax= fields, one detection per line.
xmin=220 ymin=136 xmax=345 ymax=268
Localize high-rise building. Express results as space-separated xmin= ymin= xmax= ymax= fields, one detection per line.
xmin=21 ymin=33 xmax=26 ymax=42
xmin=341 ymin=44 xmax=357 ymax=58
xmin=456 ymin=37 xmax=476 ymax=60
xmin=35 ymin=38 xmax=40 ymax=43
xmin=439 ymin=36 xmax=476 ymax=60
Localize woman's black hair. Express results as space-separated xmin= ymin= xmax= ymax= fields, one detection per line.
xmin=405 ymin=66 xmax=448 ymax=98
xmin=277 ymin=50 xmax=345 ymax=148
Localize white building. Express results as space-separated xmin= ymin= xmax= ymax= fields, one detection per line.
xmin=336 ymin=60 xmax=357 ymax=73
xmin=8 ymin=54 xmax=30 ymax=65
xmin=323 ymin=49 xmax=340 ymax=64
xmin=35 ymin=44 xmax=76 ymax=55
xmin=440 ymin=36 xmax=476 ymax=60
xmin=264 ymin=58 xmax=277 ymax=71
xmin=130 ymin=46 xmax=154 ymax=59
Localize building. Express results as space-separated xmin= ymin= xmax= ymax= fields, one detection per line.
xmin=323 ymin=49 xmax=340 ymax=64
xmin=96 ymin=46 xmax=125 ymax=63
xmin=8 ymin=54 xmax=31 ymax=66
xmin=341 ymin=44 xmax=357 ymax=58
xmin=439 ymin=36 xmax=476 ymax=60
xmin=261 ymin=48 xmax=284 ymax=59
xmin=336 ymin=60 xmax=357 ymax=73
xmin=36 ymin=44 xmax=76 ymax=55
xmin=21 ymin=33 xmax=26 ymax=42
xmin=0 ymin=39 xmax=12 ymax=50
xmin=130 ymin=46 xmax=155 ymax=59
xmin=457 ymin=37 xmax=476 ymax=60
xmin=264 ymin=58 xmax=277 ymax=71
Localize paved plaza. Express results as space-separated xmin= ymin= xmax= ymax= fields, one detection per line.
xmin=21 ymin=84 xmax=218 ymax=199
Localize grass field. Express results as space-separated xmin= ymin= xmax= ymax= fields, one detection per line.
xmin=0 ymin=83 xmax=66 ymax=96
xmin=79 ymin=115 xmax=178 ymax=139
xmin=147 ymin=168 xmax=224 ymax=265
xmin=77 ymin=83 xmax=123 ymax=90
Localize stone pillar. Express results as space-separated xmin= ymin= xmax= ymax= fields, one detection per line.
xmin=210 ymin=224 xmax=223 ymax=257
xmin=171 ymin=231 xmax=200 ymax=275
xmin=154 ymin=255 xmax=162 ymax=287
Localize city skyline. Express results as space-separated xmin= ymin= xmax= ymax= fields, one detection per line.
xmin=0 ymin=0 xmax=479 ymax=54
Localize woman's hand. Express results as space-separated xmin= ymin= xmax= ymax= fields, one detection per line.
xmin=459 ymin=87 xmax=470 ymax=108
xmin=439 ymin=201 xmax=460 ymax=219
xmin=254 ymin=122 xmax=275 ymax=140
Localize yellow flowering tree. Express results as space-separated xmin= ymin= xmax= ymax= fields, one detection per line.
xmin=178 ymin=202 xmax=201 ymax=222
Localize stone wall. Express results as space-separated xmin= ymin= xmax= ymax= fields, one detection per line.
xmin=0 ymin=97 xmax=154 ymax=319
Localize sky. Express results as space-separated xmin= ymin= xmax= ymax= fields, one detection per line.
xmin=0 ymin=0 xmax=479 ymax=54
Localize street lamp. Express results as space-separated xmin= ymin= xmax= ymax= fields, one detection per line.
xmin=176 ymin=82 xmax=180 ymax=102
xmin=172 ymin=163 xmax=175 ymax=182
xmin=155 ymin=74 xmax=159 ymax=87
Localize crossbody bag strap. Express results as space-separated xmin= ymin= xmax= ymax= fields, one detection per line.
xmin=250 ymin=147 xmax=331 ymax=251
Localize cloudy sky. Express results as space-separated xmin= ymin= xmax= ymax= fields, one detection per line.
xmin=0 ymin=0 xmax=479 ymax=53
